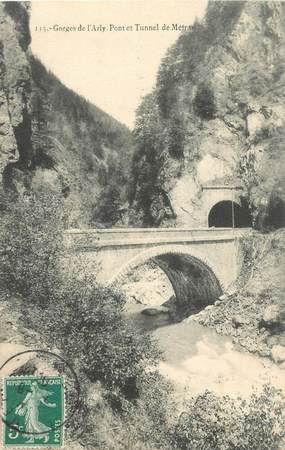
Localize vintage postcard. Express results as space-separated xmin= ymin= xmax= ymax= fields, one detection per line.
xmin=0 ymin=1 xmax=284 ymax=449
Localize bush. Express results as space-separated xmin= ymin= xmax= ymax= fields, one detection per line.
xmin=172 ymin=385 xmax=285 ymax=450
xmin=121 ymin=371 xmax=175 ymax=448
xmin=0 ymin=190 xmax=63 ymax=304
xmin=82 ymin=371 xmax=175 ymax=450
xmin=33 ymin=273 xmax=161 ymax=404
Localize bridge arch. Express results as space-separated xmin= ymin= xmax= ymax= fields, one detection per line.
xmin=108 ymin=245 xmax=223 ymax=315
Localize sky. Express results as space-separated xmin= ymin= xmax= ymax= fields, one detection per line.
xmin=30 ymin=1 xmax=208 ymax=128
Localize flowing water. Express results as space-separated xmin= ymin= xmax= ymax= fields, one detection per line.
xmin=125 ymin=303 xmax=285 ymax=400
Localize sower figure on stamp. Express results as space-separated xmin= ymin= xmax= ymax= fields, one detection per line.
xmin=15 ymin=381 xmax=56 ymax=443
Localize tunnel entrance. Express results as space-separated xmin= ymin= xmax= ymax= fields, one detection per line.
xmin=208 ymin=201 xmax=252 ymax=228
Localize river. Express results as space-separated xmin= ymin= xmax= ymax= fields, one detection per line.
xmin=125 ymin=303 xmax=285 ymax=401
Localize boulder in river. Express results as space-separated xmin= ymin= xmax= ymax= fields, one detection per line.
xmin=141 ymin=306 xmax=169 ymax=316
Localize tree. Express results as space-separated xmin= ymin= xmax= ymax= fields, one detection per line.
xmin=193 ymin=83 xmax=216 ymax=120
xmin=92 ymin=183 xmax=122 ymax=225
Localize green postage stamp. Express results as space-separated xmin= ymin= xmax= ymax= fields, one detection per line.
xmin=2 ymin=375 xmax=64 ymax=447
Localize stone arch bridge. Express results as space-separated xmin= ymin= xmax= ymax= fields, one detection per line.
xmin=65 ymin=227 xmax=250 ymax=313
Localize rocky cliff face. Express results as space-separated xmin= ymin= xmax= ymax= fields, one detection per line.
xmin=0 ymin=2 xmax=133 ymax=226
xmin=0 ymin=2 xmax=31 ymax=177
xmin=130 ymin=1 xmax=285 ymax=229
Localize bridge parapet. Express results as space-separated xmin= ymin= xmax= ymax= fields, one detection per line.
xmin=64 ymin=227 xmax=250 ymax=251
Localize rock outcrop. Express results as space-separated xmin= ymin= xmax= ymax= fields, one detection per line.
xmin=129 ymin=1 xmax=285 ymax=229
xmin=186 ymin=230 xmax=285 ymax=360
xmin=0 ymin=2 xmax=133 ymax=226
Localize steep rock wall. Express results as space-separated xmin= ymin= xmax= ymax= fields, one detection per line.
xmin=130 ymin=1 xmax=285 ymax=229
xmin=0 ymin=2 xmax=31 ymax=178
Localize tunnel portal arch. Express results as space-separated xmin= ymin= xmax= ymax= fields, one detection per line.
xmin=208 ymin=201 xmax=252 ymax=228
xmin=109 ymin=246 xmax=223 ymax=315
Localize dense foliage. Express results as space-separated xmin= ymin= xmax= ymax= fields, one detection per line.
xmin=172 ymin=386 xmax=285 ymax=450
xmin=0 ymin=189 xmax=161 ymax=404
xmin=129 ymin=92 xmax=183 ymax=225
xmin=0 ymin=190 xmax=63 ymax=304
xmin=92 ymin=183 xmax=123 ymax=226
xmin=0 ymin=188 xmax=173 ymax=447
xmin=37 ymin=274 xmax=161 ymax=403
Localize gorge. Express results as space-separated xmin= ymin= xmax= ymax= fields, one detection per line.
xmin=0 ymin=2 xmax=285 ymax=449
